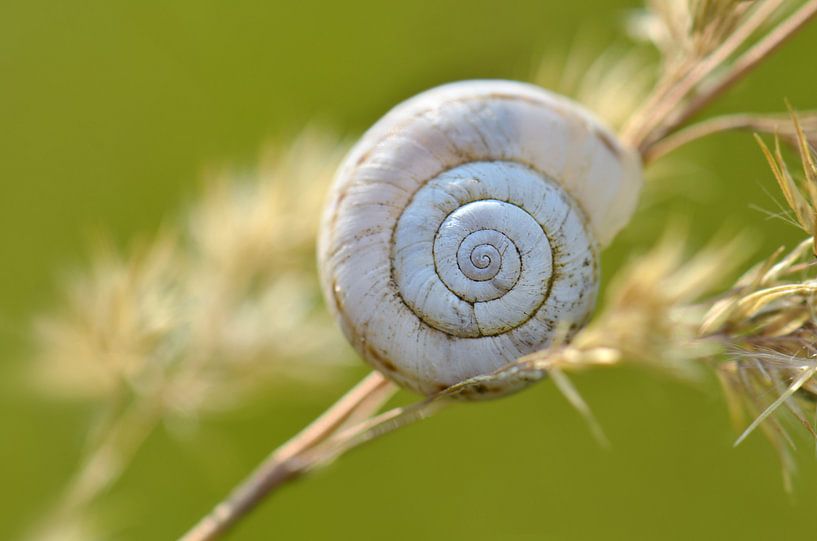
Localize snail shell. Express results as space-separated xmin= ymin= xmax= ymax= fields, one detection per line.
xmin=318 ymin=80 xmax=642 ymax=398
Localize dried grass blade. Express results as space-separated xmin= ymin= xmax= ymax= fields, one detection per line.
xmin=734 ymin=364 xmax=817 ymax=446
xmin=736 ymin=283 xmax=817 ymax=316
xmin=549 ymin=368 xmax=609 ymax=447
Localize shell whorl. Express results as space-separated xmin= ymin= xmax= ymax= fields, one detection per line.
xmin=319 ymin=80 xmax=642 ymax=398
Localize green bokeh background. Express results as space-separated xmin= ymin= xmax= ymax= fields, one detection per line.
xmin=3 ymin=1 xmax=817 ymax=539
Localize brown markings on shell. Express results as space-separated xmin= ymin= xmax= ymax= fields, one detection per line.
xmin=457 ymin=381 xmax=520 ymax=400
xmin=330 ymin=275 xmax=403 ymax=380
xmin=330 ymin=278 xmax=345 ymax=313
xmin=593 ymin=127 xmax=623 ymax=159
xmin=365 ymin=342 xmax=399 ymax=373
xmin=354 ymin=146 xmax=374 ymax=167
xmin=330 ymin=277 xmax=364 ymax=355
xmin=356 ymin=333 xmax=406 ymax=379
xmin=325 ymin=187 xmax=348 ymax=250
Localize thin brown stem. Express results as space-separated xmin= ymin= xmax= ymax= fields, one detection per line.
xmin=179 ymin=371 xmax=396 ymax=541
xmin=275 ymin=371 xmax=394 ymax=460
xmin=644 ymin=111 xmax=817 ymax=162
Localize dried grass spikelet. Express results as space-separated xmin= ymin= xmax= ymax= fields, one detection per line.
xmin=628 ymin=0 xmax=753 ymax=65
xmin=31 ymin=128 xmax=351 ymax=417
xmin=33 ymin=233 xmax=183 ymax=400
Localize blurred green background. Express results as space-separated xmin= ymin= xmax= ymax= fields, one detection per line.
xmin=3 ymin=1 xmax=817 ymax=540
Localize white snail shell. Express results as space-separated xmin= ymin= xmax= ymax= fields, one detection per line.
xmin=318 ymin=80 xmax=642 ymax=398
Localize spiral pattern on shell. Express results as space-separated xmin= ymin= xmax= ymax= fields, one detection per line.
xmin=393 ymin=161 xmax=594 ymax=340
xmin=319 ymin=80 xmax=642 ymax=398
